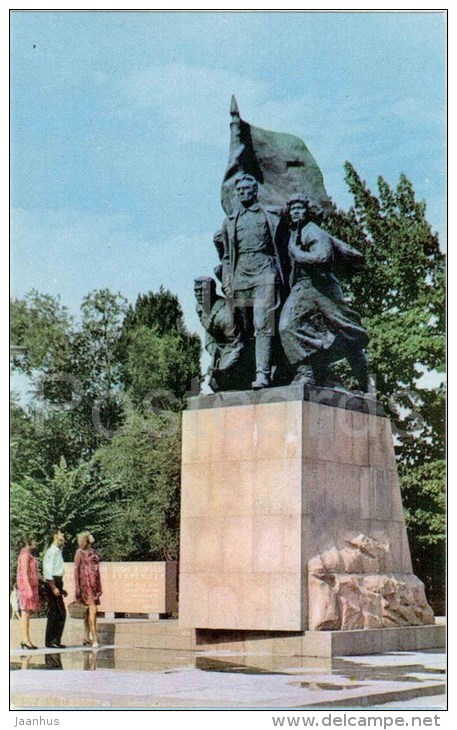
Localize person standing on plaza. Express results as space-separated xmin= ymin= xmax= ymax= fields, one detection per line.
xmin=16 ymin=535 xmax=40 ymax=649
xmin=43 ymin=527 xmax=67 ymax=648
xmin=74 ymin=531 xmax=102 ymax=648
xmin=10 ymin=582 xmax=21 ymax=619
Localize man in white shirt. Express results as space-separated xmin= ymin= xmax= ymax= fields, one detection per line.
xmin=43 ymin=527 xmax=67 ymax=648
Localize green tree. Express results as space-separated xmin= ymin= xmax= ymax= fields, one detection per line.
xmin=10 ymin=286 xmax=201 ymax=568
xmin=10 ymin=289 xmax=130 ymax=466
xmin=401 ymin=459 xmax=446 ymax=613
xmin=120 ymin=289 xmax=201 ymax=406
xmin=75 ymin=289 xmax=128 ymax=397
xmin=10 ymin=456 xmax=118 ymax=571
xmin=122 ymin=288 xmax=186 ymax=336
xmin=326 ymin=164 xmax=445 ymax=608
xmin=69 ymin=289 xmax=129 ymax=454
xmin=94 ymin=412 xmax=181 ymax=561
xmin=10 ymin=290 xmax=73 ymax=376
xmin=10 ymin=293 xmax=89 ymax=475
xmin=123 ymin=326 xmax=201 ymax=407
xmin=10 ymin=396 xmax=48 ymax=482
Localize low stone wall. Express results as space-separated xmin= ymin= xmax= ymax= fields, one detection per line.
xmin=62 ymin=561 xmax=177 ymax=615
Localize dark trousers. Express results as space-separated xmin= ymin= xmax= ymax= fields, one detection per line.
xmin=45 ymin=576 xmax=66 ymax=646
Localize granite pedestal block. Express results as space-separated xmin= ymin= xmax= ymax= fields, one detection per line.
xmin=179 ymin=387 xmax=434 ymax=634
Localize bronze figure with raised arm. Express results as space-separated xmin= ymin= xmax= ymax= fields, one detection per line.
xmin=279 ymin=195 xmax=370 ymax=391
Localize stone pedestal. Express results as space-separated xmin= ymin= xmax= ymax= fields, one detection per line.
xmin=179 ymin=386 xmax=434 ymax=633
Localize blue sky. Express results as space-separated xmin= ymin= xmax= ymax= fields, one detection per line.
xmin=11 ymin=10 xmax=446 ymax=343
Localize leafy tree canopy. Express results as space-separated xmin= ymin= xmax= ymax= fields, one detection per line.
xmin=10 ymin=456 xmax=118 ymax=566
xmin=325 ymin=165 xmax=445 ymax=610
xmin=94 ymin=412 xmax=181 ymax=561
xmin=10 ymin=290 xmax=73 ymax=376
xmin=326 ymin=164 xmax=444 ymax=467
xmin=10 ymin=287 xmax=201 ymax=569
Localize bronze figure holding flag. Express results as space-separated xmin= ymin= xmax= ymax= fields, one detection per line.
xmin=219 ymin=173 xmax=286 ymax=389
xmin=195 ymin=97 xmax=370 ymax=393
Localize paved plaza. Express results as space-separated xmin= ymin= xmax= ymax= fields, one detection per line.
xmin=10 ymin=622 xmax=446 ymax=710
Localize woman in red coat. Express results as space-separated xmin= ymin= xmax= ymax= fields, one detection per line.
xmin=74 ymin=531 xmax=102 ymax=648
xmin=16 ymin=535 xmax=40 ymax=649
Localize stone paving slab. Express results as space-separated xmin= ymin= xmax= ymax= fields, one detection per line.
xmin=10 ymin=666 xmax=445 ymax=709
xmin=371 ymin=695 xmax=446 ymax=709
xmin=10 ymin=647 xmax=446 ymax=710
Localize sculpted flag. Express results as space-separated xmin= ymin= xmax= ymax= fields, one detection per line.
xmin=221 ymin=96 xmax=330 ymax=216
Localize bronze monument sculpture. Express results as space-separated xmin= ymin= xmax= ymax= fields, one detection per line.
xmin=195 ymin=96 xmax=370 ymax=393
xmin=181 ymin=97 xmax=437 ymax=641
xmin=220 ymin=173 xmax=285 ymax=389
xmin=279 ymin=194 xmax=369 ymax=390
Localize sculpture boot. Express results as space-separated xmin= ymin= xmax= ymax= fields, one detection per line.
xmin=251 ymin=335 xmax=273 ymax=389
xmin=292 ymin=362 xmax=316 ymax=385
xmin=347 ymin=349 xmax=369 ymax=392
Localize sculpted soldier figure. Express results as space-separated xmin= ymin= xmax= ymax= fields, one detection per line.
xmin=279 ymin=195 xmax=370 ymax=390
xmin=194 ymin=276 xmax=250 ymax=392
xmin=196 ymin=99 xmax=371 ymax=393
xmin=220 ymin=173 xmax=287 ymax=389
